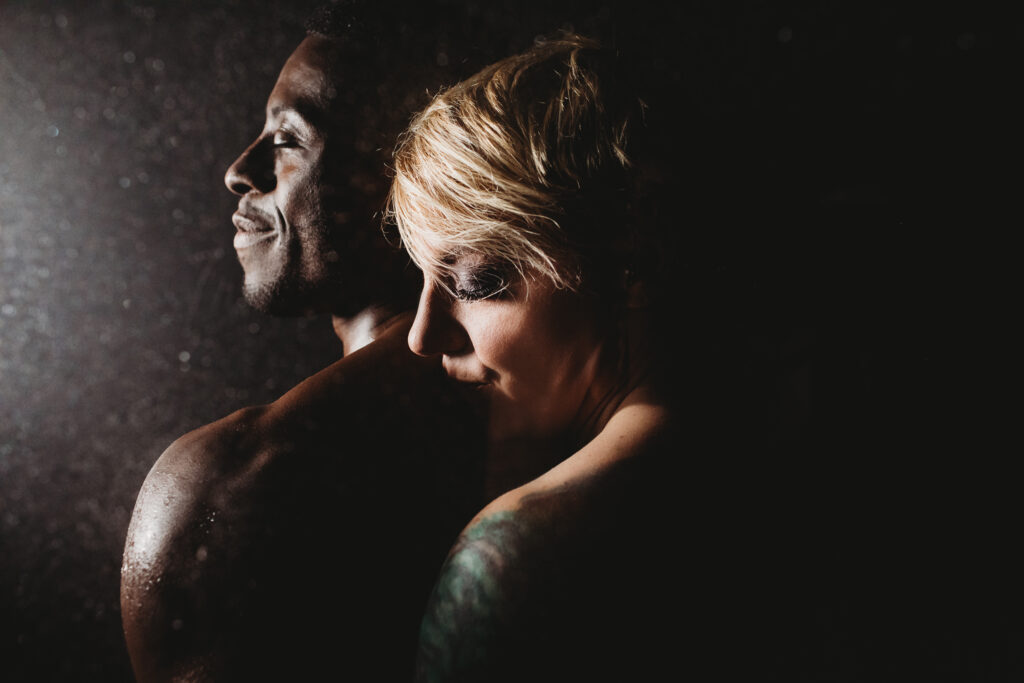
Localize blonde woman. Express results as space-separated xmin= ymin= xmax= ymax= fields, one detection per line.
xmin=389 ymin=34 xmax=693 ymax=682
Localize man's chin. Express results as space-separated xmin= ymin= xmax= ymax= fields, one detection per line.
xmin=242 ymin=279 xmax=318 ymax=317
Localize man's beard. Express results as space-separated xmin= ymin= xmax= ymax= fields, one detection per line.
xmin=242 ymin=273 xmax=333 ymax=317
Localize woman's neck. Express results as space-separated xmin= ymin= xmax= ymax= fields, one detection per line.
xmin=570 ymin=305 xmax=658 ymax=447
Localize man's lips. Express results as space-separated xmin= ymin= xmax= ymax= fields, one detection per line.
xmin=232 ymin=211 xmax=276 ymax=249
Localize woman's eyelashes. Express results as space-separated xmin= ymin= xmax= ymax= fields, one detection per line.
xmin=453 ymin=265 xmax=511 ymax=302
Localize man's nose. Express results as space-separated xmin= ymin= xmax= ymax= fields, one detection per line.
xmin=224 ymin=138 xmax=275 ymax=195
xmin=408 ymin=280 xmax=467 ymax=358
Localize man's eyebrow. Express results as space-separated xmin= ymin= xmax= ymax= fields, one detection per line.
xmin=268 ymin=102 xmax=329 ymax=129
xmin=269 ymin=105 xmax=308 ymax=119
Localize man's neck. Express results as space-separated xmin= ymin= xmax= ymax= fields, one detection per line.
xmin=331 ymin=305 xmax=411 ymax=356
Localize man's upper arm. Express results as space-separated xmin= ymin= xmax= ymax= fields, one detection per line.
xmin=120 ymin=408 xmax=263 ymax=682
xmin=121 ymin=436 xmax=205 ymax=682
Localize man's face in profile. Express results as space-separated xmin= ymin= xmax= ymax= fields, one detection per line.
xmin=224 ymin=36 xmax=380 ymax=316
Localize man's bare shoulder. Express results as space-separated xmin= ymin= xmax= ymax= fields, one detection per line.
xmin=122 ymin=319 xmax=486 ymax=681
xmin=122 ymin=320 xmax=442 ymax=572
xmin=124 ymin=317 xmax=466 ymax=546
xmin=119 ymin=401 xmax=269 ymax=682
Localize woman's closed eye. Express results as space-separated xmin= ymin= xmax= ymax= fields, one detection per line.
xmin=453 ymin=266 xmax=511 ymax=302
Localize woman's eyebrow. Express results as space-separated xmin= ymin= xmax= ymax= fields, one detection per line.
xmin=440 ymin=252 xmax=464 ymax=267
xmin=442 ymin=249 xmax=492 ymax=268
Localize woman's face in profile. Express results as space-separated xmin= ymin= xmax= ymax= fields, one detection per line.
xmin=408 ymin=251 xmax=612 ymax=440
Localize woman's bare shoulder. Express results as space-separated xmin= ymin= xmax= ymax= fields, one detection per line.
xmin=517 ymin=390 xmax=677 ymax=497
xmin=417 ymin=398 xmax=681 ymax=682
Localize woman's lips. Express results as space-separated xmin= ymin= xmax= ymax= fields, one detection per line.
xmin=449 ymin=373 xmax=487 ymax=385
xmin=442 ymin=359 xmax=492 ymax=386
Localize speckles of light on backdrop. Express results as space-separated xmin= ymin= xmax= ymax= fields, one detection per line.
xmin=2 ymin=2 xmax=619 ymax=675
xmin=4 ymin=0 xmax=1013 ymax=680
xmin=0 ymin=2 xmax=337 ymax=680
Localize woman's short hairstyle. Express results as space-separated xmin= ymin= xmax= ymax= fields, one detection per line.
xmin=387 ymin=33 xmax=645 ymax=297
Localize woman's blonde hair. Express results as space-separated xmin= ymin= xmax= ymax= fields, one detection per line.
xmin=387 ymin=33 xmax=642 ymax=296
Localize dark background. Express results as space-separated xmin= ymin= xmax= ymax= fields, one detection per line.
xmin=1 ymin=0 xmax=1018 ymax=681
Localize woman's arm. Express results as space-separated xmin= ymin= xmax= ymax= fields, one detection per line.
xmin=416 ymin=400 xmax=679 ymax=683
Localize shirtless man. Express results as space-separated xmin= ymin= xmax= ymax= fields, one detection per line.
xmin=120 ymin=5 xmax=486 ymax=681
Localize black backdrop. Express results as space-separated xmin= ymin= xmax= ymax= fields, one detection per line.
xmin=1 ymin=1 xmax=1019 ymax=680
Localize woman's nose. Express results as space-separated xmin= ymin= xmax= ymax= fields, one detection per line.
xmin=408 ymin=281 xmax=467 ymax=357
xmin=224 ymin=138 xmax=275 ymax=195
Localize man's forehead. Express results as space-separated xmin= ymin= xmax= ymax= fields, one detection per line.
xmin=267 ymin=47 xmax=335 ymax=116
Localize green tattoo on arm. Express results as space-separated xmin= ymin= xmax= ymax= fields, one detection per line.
xmin=416 ymin=512 xmax=530 ymax=683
